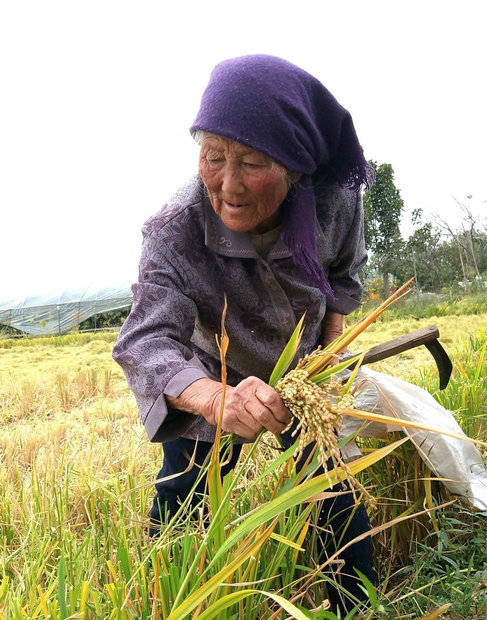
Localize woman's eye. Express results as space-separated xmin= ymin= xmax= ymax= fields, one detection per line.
xmin=242 ymin=162 xmax=262 ymax=168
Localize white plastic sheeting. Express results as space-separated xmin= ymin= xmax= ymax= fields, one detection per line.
xmin=0 ymin=284 xmax=133 ymax=336
xmin=340 ymin=367 xmax=487 ymax=512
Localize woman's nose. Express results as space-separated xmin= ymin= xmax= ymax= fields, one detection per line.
xmin=221 ymin=164 xmax=245 ymax=194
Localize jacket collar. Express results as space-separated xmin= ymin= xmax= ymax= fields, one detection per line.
xmin=203 ymin=199 xmax=292 ymax=259
xmin=202 ymin=193 xmax=327 ymax=261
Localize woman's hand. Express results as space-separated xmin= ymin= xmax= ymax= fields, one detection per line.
xmin=204 ymin=376 xmax=292 ymax=440
xmin=321 ymin=310 xmax=350 ymax=366
xmin=321 ymin=310 xmax=344 ymax=348
xmin=166 ymin=376 xmax=292 ymax=440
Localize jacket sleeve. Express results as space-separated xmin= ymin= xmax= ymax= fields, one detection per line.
xmin=326 ymin=191 xmax=368 ymax=314
xmin=112 ymin=226 xmax=211 ymax=442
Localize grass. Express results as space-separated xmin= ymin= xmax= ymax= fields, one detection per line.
xmin=357 ymin=327 xmax=487 ymax=618
xmin=0 ymin=298 xmax=486 ymax=618
xmin=390 ymin=507 xmax=487 ymax=618
xmin=354 ymin=290 xmax=487 ymax=322
xmin=0 ymin=331 xmax=118 ymax=350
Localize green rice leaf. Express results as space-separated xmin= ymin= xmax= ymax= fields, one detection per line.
xmin=57 ymin=555 xmax=68 ymax=619
xmin=232 ymin=439 xmax=299 ymax=509
xmin=340 ymin=350 xmax=366 ymax=395
xmin=0 ymin=576 xmax=9 ymax=603
xmin=167 ymin=520 xmax=277 ymax=620
xmin=170 ymin=434 xmax=266 ymax=611
xmin=268 ymin=314 xmax=306 ymax=387
xmin=276 ymin=431 xmax=361 ymax=497
xmin=311 ymin=354 xmax=362 ymax=385
xmin=206 ymin=437 xmax=409 ymax=570
xmin=354 ymin=568 xmax=378 ymax=607
xmin=196 ymin=588 xmax=310 ymax=620
xmin=117 ymin=544 xmax=131 ymax=583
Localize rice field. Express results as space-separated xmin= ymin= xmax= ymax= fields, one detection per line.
xmin=0 ymin=310 xmax=486 ymax=618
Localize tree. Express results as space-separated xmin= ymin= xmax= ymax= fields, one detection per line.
xmin=434 ymin=195 xmax=487 ymax=286
xmin=363 ymin=161 xmax=404 ymax=294
xmin=394 ymin=209 xmax=462 ymax=291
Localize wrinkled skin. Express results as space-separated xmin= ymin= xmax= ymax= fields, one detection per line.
xmin=199 ymin=133 xmax=289 ymax=234
xmin=205 ymin=377 xmax=292 ymax=440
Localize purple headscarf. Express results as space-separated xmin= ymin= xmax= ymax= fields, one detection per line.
xmin=190 ymin=55 xmax=374 ymax=300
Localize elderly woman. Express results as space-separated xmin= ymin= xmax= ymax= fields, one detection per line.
xmin=113 ymin=55 xmax=375 ymax=613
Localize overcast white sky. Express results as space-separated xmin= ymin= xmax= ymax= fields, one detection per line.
xmin=1 ymin=1 xmax=485 ymax=299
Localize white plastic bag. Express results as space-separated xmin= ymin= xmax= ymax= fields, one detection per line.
xmin=339 ymin=367 xmax=487 ymax=511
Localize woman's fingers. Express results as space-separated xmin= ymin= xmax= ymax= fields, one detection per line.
xmin=242 ymin=377 xmax=292 ymax=434
xmin=219 ymin=408 xmax=258 ymax=440
xmin=231 ymin=420 xmax=259 ymax=441
xmin=231 ymin=407 xmax=260 ymax=440
xmin=243 ymin=399 xmax=285 ymax=435
xmin=254 ymin=387 xmax=292 ymax=425
xmin=217 ymin=386 xmax=260 ymax=439
xmin=220 ymin=377 xmax=293 ymax=438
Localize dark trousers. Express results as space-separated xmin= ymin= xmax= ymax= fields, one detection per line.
xmin=149 ymin=428 xmax=376 ymax=614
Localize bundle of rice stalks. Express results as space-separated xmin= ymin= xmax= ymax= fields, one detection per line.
xmin=270 ymin=278 xmax=486 ymax=508
xmin=275 ymin=358 xmax=373 ymax=505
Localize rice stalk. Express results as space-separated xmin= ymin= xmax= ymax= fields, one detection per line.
xmin=273 ymin=280 xmax=416 ymax=507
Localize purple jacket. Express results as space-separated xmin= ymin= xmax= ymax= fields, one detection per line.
xmin=112 ymin=176 xmax=367 ymax=443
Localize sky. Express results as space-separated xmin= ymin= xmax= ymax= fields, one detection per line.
xmin=1 ymin=0 xmax=486 ymax=299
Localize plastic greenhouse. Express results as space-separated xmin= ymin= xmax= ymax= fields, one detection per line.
xmin=0 ymin=284 xmax=133 ymax=336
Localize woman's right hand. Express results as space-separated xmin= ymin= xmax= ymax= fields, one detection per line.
xmin=204 ymin=376 xmax=292 ymax=440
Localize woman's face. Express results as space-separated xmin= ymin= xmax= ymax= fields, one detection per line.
xmin=199 ymin=133 xmax=289 ymax=234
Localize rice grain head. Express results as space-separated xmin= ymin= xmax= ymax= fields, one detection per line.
xmin=276 ymin=365 xmax=376 ymax=509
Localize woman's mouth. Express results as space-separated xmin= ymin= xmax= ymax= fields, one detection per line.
xmin=223 ymin=199 xmax=250 ymax=210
